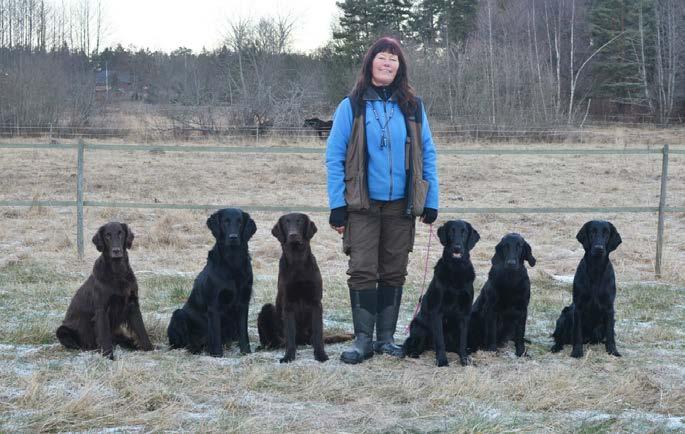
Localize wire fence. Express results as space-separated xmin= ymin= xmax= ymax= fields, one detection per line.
xmin=0 ymin=142 xmax=682 ymax=277
xmin=1 ymin=123 xmax=683 ymax=143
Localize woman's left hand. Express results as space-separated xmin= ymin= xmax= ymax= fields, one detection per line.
xmin=420 ymin=207 xmax=438 ymax=224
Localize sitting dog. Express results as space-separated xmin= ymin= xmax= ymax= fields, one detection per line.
xmin=258 ymin=213 xmax=350 ymax=363
xmin=167 ymin=208 xmax=256 ymax=356
xmin=56 ymin=222 xmax=153 ymax=359
xmin=303 ymin=117 xmax=333 ymax=139
xmin=551 ymin=220 xmax=622 ymax=358
xmin=404 ymin=220 xmax=480 ymax=366
xmin=468 ymin=233 xmax=536 ymax=357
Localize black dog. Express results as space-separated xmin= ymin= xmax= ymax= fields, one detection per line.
xmin=468 ymin=233 xmax=536 ymax=357
xmin=56 ymin=222 xmax=153 ymax=359
xmin=404 ymin=220 xmax=480 ymax=366
xmin=167 ymin=208 xmax=256 ymax=356
xmin=303 ymin=117 xmax=333 ymax=139
xmin=257 ymin=213 xmax=336 ymax=363
xmin=551 ymin=220 xmax=622 ymax=358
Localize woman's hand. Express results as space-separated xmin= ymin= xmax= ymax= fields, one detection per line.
xmin=329 ymin=206 xmax=347 ymax=234
xmin=420 ymin=207 xmax=438 ymax=224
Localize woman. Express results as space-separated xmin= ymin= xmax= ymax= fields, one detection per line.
xmin=326 ymin=37 xmax=439 ymax=364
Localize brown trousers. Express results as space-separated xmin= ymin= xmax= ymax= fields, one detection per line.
xmin=343 ymin=199 xmax=416 ymax=290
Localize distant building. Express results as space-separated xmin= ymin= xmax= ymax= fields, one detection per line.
xmin=95 ymin=69 xmax=133 ymax=95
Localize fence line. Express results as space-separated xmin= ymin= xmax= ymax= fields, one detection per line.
xmin=2 ymin=124 xmax=684 ymax=142
xmin=2 ymin=142 xmax=684 ymax=155
xmin=0 ymin=142 xmax=681 ymax=276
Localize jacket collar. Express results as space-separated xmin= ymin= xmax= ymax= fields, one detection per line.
xmin=363 ymin=86 xmax=397 ymax=102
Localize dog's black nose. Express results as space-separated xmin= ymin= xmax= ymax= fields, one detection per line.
xmin=111 ymin=247 xmax=123 ymax=256
xmin=505 ymin=259 xmax=517 ymax=268
xmin=229 ymin=234 xmax=239 ymax=241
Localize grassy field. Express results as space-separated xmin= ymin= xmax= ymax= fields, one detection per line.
xmin=1 ymin=133 xmax=684 ymax=432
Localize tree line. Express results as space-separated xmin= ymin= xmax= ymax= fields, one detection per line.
xmin=0 ymin=0 xmax=683 ymax=131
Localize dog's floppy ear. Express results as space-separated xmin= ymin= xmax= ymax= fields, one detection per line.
xmin=271 ymin=218 xmax=285 ymax=244
xmin=305 ymin=216 xmax=317 ymax=240
xmin=92 ymin=226 xmax=105 ymax=252
xmin=576 ymin=221 xmax=592 ymax=251
xmin=241 ymin=211 xmax=257 ymax=242
xmin=523 ymin=240 xmax=536 ymax=267
xmin=466 ymin=222 xmax=480 ymax=251
xmin=437 ymin=223 xmax=448 ymax=246
xmin=122 ymin=223 xmax=134 ymax=249
xmin=607 ymin=222 xmax=622 ymax=253
xmin=491 ymin=239 xmax=505 ymax=266
xmin=207 ymin=210 xmax=222 ymax=240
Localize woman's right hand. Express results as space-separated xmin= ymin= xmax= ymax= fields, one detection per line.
xmin=329 ymin=206 xmax=347 ymax=234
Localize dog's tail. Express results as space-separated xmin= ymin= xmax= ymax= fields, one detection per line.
xmin=167 ymin=309 xmax=189 ymax=349
xmin=323 ymin=333 xmax=354 ymax=344
xmin=551 ymin=304 xmax=574 ymax=341
xmin=257 ymin=303 xmax=282 ymax=348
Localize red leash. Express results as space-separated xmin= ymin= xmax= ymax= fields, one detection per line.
xmin=404 ymin=223 xmax=433 ymax=334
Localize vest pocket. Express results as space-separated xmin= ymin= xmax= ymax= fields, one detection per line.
xmin=412 ymin=178 xmax=428 ymax=216
xmin=344 ymin=176 xmax=362 ymax=211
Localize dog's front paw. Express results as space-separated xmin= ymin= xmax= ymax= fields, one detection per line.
xmin=459 ymin=355 xmax=470 ymax=366
xmin=240 ymin=346 xmax=252 ymax=355
xmin=314 ymin=351 xmax=329 ymax=363
xmin=550 ymin=343 xmax=563 ymax=353
xmin=279 ymin=353 xmax=295 ymax=363
xmin=209 ymin=350 xmax=224 ymax=358
xmin=607 ymin=347 xmax=622 ymax=357
xmin=436 ymin=357 xmax=449 ymax=367
xmin=515 ymin=345 xmax=526 ymax=357
xmin=570 ymin=346 xmax=583 ymax=358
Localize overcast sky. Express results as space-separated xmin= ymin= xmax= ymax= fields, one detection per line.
xmin=103 ymin=0 xmax=340 ymax=53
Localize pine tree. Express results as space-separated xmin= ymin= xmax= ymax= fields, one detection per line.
xmin=333 ymin=0 xmax=379 ymax=60
xmin=408 ymin=0 xmax=477 ymax=47
xmin=588 ymin=0 xmax=656 ymax=104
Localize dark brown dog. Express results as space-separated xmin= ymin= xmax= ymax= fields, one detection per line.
xmin=257 ymin=213 xmax=350 ymax=363
xmin=56 ymin=222 xmax=153 ymax=359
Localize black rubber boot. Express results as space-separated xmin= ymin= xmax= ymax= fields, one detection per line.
xmin=340 ymin=288 xmax=376 ymax=364
xmin=373 ymin=286 xmax=405 ymax=358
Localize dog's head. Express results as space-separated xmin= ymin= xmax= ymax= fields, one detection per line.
xmin=437 ymin=220 xmax=479 ymax=262
xmin=271 ymin=213 xmax=316 ymax=252
xmin=206 ymin=208 xmax=257 ymax=248
xmin=92 ymin=222 xmax=134 ymax=259
xmin=492 ymin=233 xmax=536 ymax=270
xmin=576 ymin=220 xmax=622 ymax=258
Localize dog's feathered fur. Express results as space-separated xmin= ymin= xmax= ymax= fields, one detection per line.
xmin=468 ymin=233 xmax=536 ymax=357
xmin=551 ymin=220 xmax=622 ymax=358
xmin=404 ymin=220 xmax=480 ymax=366
xmin=257 ymin=213 xmax=351 ymax=363
xmin=56 ymin=222 xmax=152 ymax=359
xmin=167 ymin=208 xmax=256 ymax=356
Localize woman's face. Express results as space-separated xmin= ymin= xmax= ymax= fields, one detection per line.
xmin=371 ymin=51 xmax=399 ymax=86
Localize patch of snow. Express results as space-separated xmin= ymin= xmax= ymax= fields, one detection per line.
xmin=552 ymin=275 xmax=574 ymax=284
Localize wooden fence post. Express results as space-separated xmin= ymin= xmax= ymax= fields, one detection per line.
xmin=655 ymin=144 xmax=669 ymax=277
xmin=77 ymin=140 xmax=85 ymax=260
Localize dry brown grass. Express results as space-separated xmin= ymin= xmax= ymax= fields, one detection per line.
xmin=1 ymin=133 xmax=684 ymax=432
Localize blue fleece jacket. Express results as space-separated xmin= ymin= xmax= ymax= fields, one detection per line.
xmin=325 ymin=96 xmax=439 ymax=211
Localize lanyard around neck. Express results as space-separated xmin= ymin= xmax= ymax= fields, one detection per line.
xmin=371 ymin=103 xmax=394 ymax=150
